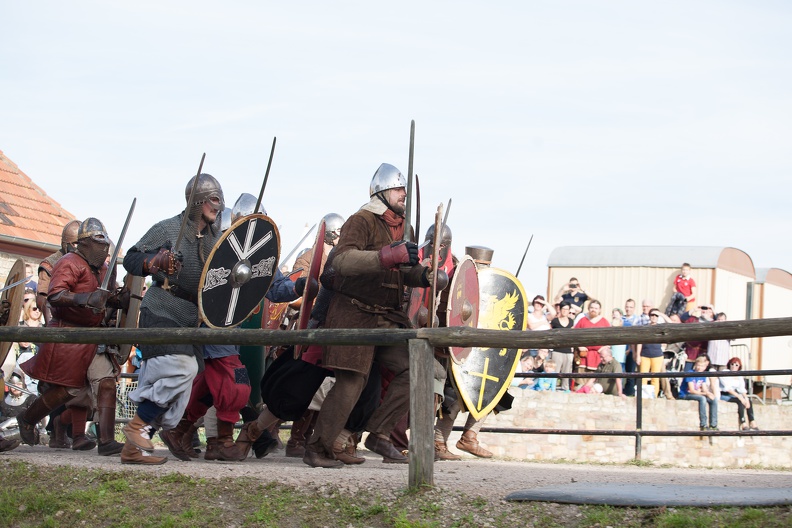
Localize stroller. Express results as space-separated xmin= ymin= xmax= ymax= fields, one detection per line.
xmin=662 ymin=344 xmax=688 ymax=399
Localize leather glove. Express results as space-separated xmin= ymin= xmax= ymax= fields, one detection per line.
xmin=109 ymin=286 xmax=131 ymax=312
xmin=143 ymin=247 xmax=181 ymax=275
xmin=295 ymin=277 xmax=319 ymax=299
xmin=74 ymin=289 xmax=111 ymax=312
xmin=421 ymin=268 xmax=449 ymax=289
xmin=378 ymin=241 xmax=419 ymax=269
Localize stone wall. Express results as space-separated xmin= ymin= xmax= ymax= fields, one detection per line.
xmin=446 ymin=390 xmax=792 ymax=468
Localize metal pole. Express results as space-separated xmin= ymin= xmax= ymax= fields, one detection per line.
xmin=408 ymin=337 xmax=434 ymax=488
xmin=635 ymin=372 xmax=643 ymax=460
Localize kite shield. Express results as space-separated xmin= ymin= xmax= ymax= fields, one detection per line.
xmin=0 ymin=259 xmax=26 ymax=368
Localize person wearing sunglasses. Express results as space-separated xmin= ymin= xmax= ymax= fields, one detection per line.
xmin=720 ymin=357 xmax=758 ymax=431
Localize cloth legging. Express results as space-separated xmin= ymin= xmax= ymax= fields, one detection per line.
xmin=639 ymin=356 xmax=664 ymax=397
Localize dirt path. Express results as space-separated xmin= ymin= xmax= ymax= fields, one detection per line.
xmin=7 ymin=443 xmax=791 ymax=502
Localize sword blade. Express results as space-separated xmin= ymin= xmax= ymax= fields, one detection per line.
xmin=278 ymin=223 xmax=318 ymax=266
xmin=101 ymin=198 xmax=136 ymax=291
xmin=255 ymin=137 xmax=277 ymax=214
xmin=403 ymin=120 xmax=415 ymax=242
xmin=0 ymin=275 xmax=33 ymax=295
xmin=440 ymin=197 xmax=451 ymax=236
xmin=515 ymin=234 xmax=534 ymax=278
xmin=174 ymin=152 xmax=206 ymax=253
xmin=414 ymin=173 xmax=421 ymax=242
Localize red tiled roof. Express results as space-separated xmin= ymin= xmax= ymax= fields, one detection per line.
xmin=0 ymin=149 xmax=76 ymax=246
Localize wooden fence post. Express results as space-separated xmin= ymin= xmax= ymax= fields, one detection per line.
xmin=408 ymin=337 xmax=435 ymax=488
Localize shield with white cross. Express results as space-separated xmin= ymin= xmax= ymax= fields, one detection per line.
xmin=451 ymin=266 xmax=527 ymax=420
xmin=199 ymin=214 xmax=280 ymax=328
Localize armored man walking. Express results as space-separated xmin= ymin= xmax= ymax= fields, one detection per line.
xmin=121 ymin=173 xmax=224 ymax=464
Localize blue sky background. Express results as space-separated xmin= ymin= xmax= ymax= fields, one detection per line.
xmin=2 ymin=1 xmax=791 ymax=296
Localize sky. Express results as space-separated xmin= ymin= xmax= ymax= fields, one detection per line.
xmin=2 ymin=1 xmax=791 ymax=297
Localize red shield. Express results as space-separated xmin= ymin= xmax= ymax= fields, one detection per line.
xmin=446 ymin=256 xmax=480 ymax=363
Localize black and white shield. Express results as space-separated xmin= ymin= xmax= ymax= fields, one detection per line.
xmin=451 ymin=267 xmax=527 ymax=420
xmin=199 ymin=214 xmax=280 ymax=328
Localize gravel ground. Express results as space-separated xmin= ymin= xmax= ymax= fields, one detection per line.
xmin=6 ymin=442 xmax=792 ymax=502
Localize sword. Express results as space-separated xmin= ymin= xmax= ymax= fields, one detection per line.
xmin=278 ymin=223 xmax=318 ymax=266
xmin=515 ymin=234 xmax=534 ymax=278
xmin=4 ymin=382 xmax=36 ymax=397
xmin=417 ymin=198 xmax=451 ymax=252
xmin=254 ymin=137 xmax=276 ymax=214
xmin=174 ymin=153 xmax=206 ymax=254
xmin=414 ymin=173 xmax=421 ymax=242
xmin=403 ymin=120 xmax=415 ymax=242
xmin=100 ymin=198 xmax=136 ymax=292
xmin=0 ymin=275 xmax=33 ymax=296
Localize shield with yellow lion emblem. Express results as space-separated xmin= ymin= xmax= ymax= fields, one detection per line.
xmin=451 ymin=267 xmax=527 ymax=420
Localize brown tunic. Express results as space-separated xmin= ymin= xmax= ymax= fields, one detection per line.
xmin=22 ymin=253 xmax=108 ymax=388
xmin=323 ymin=209 xmax=427 ymax=375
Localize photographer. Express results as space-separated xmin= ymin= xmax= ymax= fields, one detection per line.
xmin=554 ymin=277 xmax=590 ymax=310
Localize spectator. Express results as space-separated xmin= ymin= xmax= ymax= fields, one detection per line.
xmin=511 ymin=352 xmax=536 ymax=389
xmin=554 ymin=277 xmax=590 ymax=310
xmin=672 ymin=262 xmax=697 ymax=314
xmin=680 ymin=356 xmax=718 ymax=431
xmin=527 ymin=295 xmax=555 ymax=330
xmin=622 ymin=299 xmax=641 ymax=396
xmin=683 ymin=306 xmax=714 ymax=370
xmin=612 ymin=307 xmax=623 ymax=320
xmin=569 ymin=303 xmax=584 ymax=324
xmin=707 ymin=312 xmax=730 ymax=370
xmin=532 ymin=360 xmax=557 ymax=392
xmin=719 ymin=357 xmax=757 ymax=431
xmin=636 ymin=309 xmax=665 ymax=397
xmin=532 ymin=348 xmax=549 ymax=372
xmin=550 ymin=302 xmax=575 ymax=391
xmin=578 ymin=346 xmax=625 ymax=398
xmin=576 ymin=382 xmax=603 ymax=394
xmin=610 ymin=316 xmax=627 ymax=371
xmin=20 ymin=298 xmax=44 ymax=328
xmin=574 ymin=300 xmax=611 ymax=385
xmin=24 ymin=263 xmax=37 ymax=293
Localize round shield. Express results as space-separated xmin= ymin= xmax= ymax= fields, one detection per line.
xmin=199 ymin=214 xmax=280 ymax=328
xmin=451 ymin=266 xmax=527 ymax=421
xmin=0 ymin=259 xmax=27 ymax=367
xmin=294 ymin=220 xmax=326 ymax=358
xmin=446 ymin=255 xmax=480 ymax=364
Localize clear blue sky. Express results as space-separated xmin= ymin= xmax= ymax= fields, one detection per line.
xmin=2 ymin=1 xmax=791 ymax=296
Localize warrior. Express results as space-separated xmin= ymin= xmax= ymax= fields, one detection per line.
xmin=17 ymin=218 xmax=125 ymax=448
xmin=121 ymin=173 xmax=224 ymax=465
xmin=37 ymin=220 xmax=80 ymax=324
xmin=159 ymin=193 xmax=306 ymax=462
xmin=302 ymin=162 xmax=444 ymax=468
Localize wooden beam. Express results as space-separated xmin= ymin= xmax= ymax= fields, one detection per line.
xmin=408 ymin=338 xmax=434 ymax=489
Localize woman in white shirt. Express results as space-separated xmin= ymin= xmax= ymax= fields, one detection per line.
xmin=719 ymin=357 xmax=757 ymax=431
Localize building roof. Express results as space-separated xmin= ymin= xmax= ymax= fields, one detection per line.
xmin=0 ymin=149 xmax=76 ymax=251
xmin=547 ymin=246 xmax=755 ymax=278
xmin=755 ymin=268 xmax=792 ymax=289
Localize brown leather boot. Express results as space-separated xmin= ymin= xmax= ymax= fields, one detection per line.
xmin=204 ymin=437 xmax=220 ymax=461
xmin=364 ymin=433 xmax=407 ymax=464
xmin=120 ymin=441 xmax=167 ymax=465
xmin=96 ymin=378 xmax=124 ymax=456
xmin=435 ymin=440 xmax=462 ymax=461
xmin=159 ymin=418 xmax=195 ymax=461
xmin=48 ymin=414 xmax=71 ymax=449
xmin=235 ymin=421 xmax=263 ymax=461
xmin=285 ymin=410 xmax=315 ymax=458
xmin=207 ymin=420 xmax=244 ymax=462
xmin=456 ymin=430 xmax=492 ymax=458
xmin=0 ymin=435 xmax=20 ymax=452
xmin=178 ymin=423 xmax=200 ymax=459
xmin=18 ymin=385 xmax=74 ymax=445
xmin=332 ymin=429 xmax=365 ymax=465
xmin=72 ymin=434 xmax=97 ymax=451
xmin=122 ymin=413 xmax=155 ymax=452
xmin=303 ymin=446 xmax=343 ymax=468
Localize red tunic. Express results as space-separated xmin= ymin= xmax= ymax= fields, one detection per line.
xmin=574 ymin=316 xmax=611 ymax=370
xmin=22 ymin=253 xmax=108 ymax=388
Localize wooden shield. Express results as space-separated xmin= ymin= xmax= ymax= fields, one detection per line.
xmin=116 ymin=273 xmax=145 ymax=365
xmin=294 ymin=220 xmax=326 ymax=358
xmin=406 ymin=258 xmax=432 ymax=328
xmin=199 ymin=214 xmax=280 ymax=328
xmin=446 ymin=255 xmax=480 ymax=364
xmin=451 ymin=267 xmax=527 ymax=420
xmin=0 ymin=259 xmax=27 ymax=367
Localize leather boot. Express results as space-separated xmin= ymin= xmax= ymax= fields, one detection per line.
xmin=48 ymin=414 xmax=71 ymax=449
xmin=435 ymin=440 xmax=462 ymax=461
xmin=204 ymin=437 xmax=220 ymax=461
xmin=96 ymin=378 xmax=124 ymax=456
xmin=120 ymin=441 xmax=167 ymax=465
xmin=240 ymin=406 xmax=279 ymax=460
xmin=456 ymin=430 xmax=492 ymax=458
xmin=332 ymin=429 xmax=365 ymax=465
xmin=178 ymin=423 xmax=200 ymax=459
xmin=72 ymin=434 xmax=97 ymax=451
xmin=159 ymin=418 xmax=195 ymax=461
xmin=18 ymin=385 xmax=73 ymax=445
xmin=303 ymin=446 xmax=343 ymax=468
xmin=122 ymin=413 xmax=154 ymax=452
xmin=364 ymin=433 xmax=407 ymax=464
xmin=206 ymin=420 xmax=244 ymax=462
xmin=235 ymin=421 xmax=263 ymax=461
xmin=285 ymin=410 xmax=315 ymax=458
xmin=0 ymin=435 xmax=20 ymax=452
